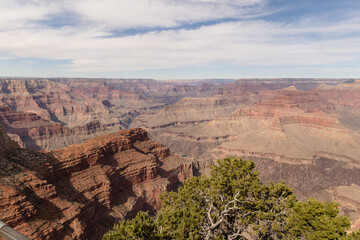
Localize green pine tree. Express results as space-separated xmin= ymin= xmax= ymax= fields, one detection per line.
xmin=104 ymin=157 xmax=354 ymax=240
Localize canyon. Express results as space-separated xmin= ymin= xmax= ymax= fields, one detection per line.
xmin=1 ymin=77 xmax=360 ymax=238
xmin=132 ymin=79 xmax=360 ymax=229
xmin=0 ymin=125 xmax=195 ymax=239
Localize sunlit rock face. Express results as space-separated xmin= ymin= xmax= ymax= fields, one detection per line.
xmin=0 ymin=127 xmax=195 ymax=239
xmin=131 ymin=79 xmax=360 ymax=230
xmin=1 ymin=77 xmax=360 ymax=230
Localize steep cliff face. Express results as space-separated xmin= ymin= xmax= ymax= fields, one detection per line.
xmin=130 ymin=81 xmax=360 ymax=230
xmin=205 ymin=150 xmax=360 ymax=231
xmin=0 ymin=78 xmax=354 ymax=152
xmin=0 ymin=105 xmax=115 ymax=150
xmin=0 ymin=122 xmax=19 ymax=152
xmin=2 ymin=77 xmax=360 ymax=233
xmin=133 ymin=86 xmax=360 ymax=160
xmin=0 ymin=78 xmax=167 ymax=150
xmin=0 ymin=127 xmax=195 ymax=240
xmin=0 ymin=79 xmax=82 ymax=123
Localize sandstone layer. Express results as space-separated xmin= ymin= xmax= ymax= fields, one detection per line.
xmin=0 ymin=126 xmax=195 ymax=239
xmin=131 ymin=79 xmax=360 ymax=228
xmin=0 ymin=78 xmax=167 ymax=150
xmin=2 ymin=77 xmax=360 ymax=229
xmin=0 ymin=78 xmax=351 ymax=151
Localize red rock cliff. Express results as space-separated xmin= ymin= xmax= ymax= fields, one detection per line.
xmin=0 ymin=127 xmax=195 ymax=240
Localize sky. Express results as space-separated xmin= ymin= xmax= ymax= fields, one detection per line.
xmin=0 ymin=0 xmax=360 ymax=79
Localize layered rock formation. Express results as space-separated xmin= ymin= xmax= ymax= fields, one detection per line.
xmin=0 ymin=122 xmax=19 ymax=152
xmin=131 ymin=95 xmax=251 ymax=158
xmin=0 ymin=78 xmax=171 ymax=150
xmin=0 ymin=126 xmax=195 ymax=239
xmin=0 ymin=77 xmax=352 ymax=151
xmin=253 ymin=156 xmax=360 ymax=231
xmin=131 ymin=80 xmax=360 ymax=229
xmin=0 ymin=105 xmax=116 ymax=150
xmin=0 ymin=78 xmax=246 ymax=150
xmin=2 ymin=77 xmax=360 ymax=230
xmin=316 ymin=80 xmax=360 ymax=135
xmin=133 ymin=87 xmax=360 ymax=160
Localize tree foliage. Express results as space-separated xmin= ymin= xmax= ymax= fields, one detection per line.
xmin=287 ymin=198 xmax=350 ymax=240
xmin=341 ymin=229 xmax=360 ymax=240
xmin=103 ymin=157 xmax=354 ymax=240
xmin=103 ymin=211 xmax=158 ymax=240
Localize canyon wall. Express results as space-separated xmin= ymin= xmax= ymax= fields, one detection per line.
xmin=0 ymin=126 xmax=195 ymax=239
xmin=2 ymin=77 xmax=360 ymax=230
xmin=131 ymin=79 xmax=360 ymax=229
xmin=0 ymin=77 xmax=352 ymax=151
xmin=0 ymin=78 xmax=171 ymax=150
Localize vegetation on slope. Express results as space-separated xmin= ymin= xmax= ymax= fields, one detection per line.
xmin=104 ymin=157 xmax=359 ymax=240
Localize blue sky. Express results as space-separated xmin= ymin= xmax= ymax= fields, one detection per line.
xmin=0 ymin=0 xmax=360 ymax=79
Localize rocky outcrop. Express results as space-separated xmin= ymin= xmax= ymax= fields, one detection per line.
xmin=317 ymin=80 xmax=360 ymax=107
xmin=0 ymin=127 xmax=195 ymax=239
xmin=0 ymin=78 xmax=168 ymax=150
xmin=131 ymin=80 xmax=360 ymax=231
xmin=0 ymin=78 xmax=350 ymax=151
xmin=255 ymin=156 xmax=360 ymax=231
xmin=2 ymin=77 xmax=360 ymax=233
xmin=133 ymin=85 xmax=356 ymax=159
xmin=0 ymin=105 xmax=66 ymax=145
xmin=0 ymin=105 xmax=115 ymax=150
xmin=258 ymin=89 xmax=335 ymax=113
xmin=271 ymin=115 xmax=342 ymax=129
xmin=202 ymin=147 xmax=360 ymax=230
xmin=0 ymin=122 xmax=19 ymax=152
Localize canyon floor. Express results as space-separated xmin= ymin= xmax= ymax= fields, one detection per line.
xmin=1 ymin=77 xmax=360 ymax=237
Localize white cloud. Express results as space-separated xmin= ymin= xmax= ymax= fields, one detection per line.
xmin=0 ymin=0 xmax=267 ymax=30
xmin=0 ymin=0 xmax=65 ymax=29
xmin=70 ymin=0 xmax=267 ymax=29
xmin=0 ymin=0 xmax=359 ymax=76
